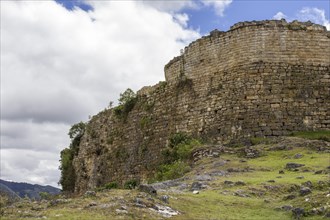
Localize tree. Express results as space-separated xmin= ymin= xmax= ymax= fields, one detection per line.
xmin=108 ymin=101 xmax=114 ymax=109
xmin=68 ymin=121 xmax=86 ymax=140
xmin=59 ymin=148 xmax=76 ymax=192
xmin=113 ymin=88 xmax=137 ymax=120
xmin=59 ymin=122 xmax=85 ymax=192
xmin=118 ymin=88 xmax=136 ymax=105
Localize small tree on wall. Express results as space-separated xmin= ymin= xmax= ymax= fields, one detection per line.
xmin=113 ymin=88 xmax=137 ymax=120
xmin=118 ymin=88 xmax=136 ymax=105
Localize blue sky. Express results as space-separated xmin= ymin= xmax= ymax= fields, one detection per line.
xmin=56 ymin=0 xmax=330 ymax=33
xmin=1 ymin=0 xmax=329 ymax=187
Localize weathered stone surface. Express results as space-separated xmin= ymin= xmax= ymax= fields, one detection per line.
xmin=286 ymin=163 xmax=305 ymax=169
xmin=84 ymin=191 xmax=96 ymax=197
xmin=299 ymin=187 xmax=312 ymax=196
xmin=281 ymin=205 xmax=293 ymax=211
xmin=138 ymin=184 xmax=157 ymax=196
xmin=294 ymin=153 xmax=303 ymax=159
xmin=190 ymin=182 xmax=206 ymax=191
xmin=292 ymin=207 xmax=305 ymax=219
xmin=71 ymin=19 xmax=330 ymax=194
xmin=159 ymin=195 xmax=169 ymax=204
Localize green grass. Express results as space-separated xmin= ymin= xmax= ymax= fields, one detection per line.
xmin=291 ymin=130 xmax=330 ymax=141
xmin=169 ymin=143 xmax=329 ymax=219
xmin=169 ymin=191 xmax=291 ymax=220
xmin=1 ymin=137 xmax=329 ymax=220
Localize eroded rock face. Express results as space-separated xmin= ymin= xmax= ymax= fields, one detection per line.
xmin=71 ymin=19 xmax=330 ymax=194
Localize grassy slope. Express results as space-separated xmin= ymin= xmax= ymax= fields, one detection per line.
xmin=169 ymin=145 xmax=329 ymax=220
xmin=1 ymin=135 xmax=329 ymax=220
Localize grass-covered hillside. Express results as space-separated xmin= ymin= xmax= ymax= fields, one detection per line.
xmin=1 ymin=132 xmax=329 ymax=220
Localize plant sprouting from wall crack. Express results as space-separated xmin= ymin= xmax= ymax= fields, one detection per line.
xmin=113 ymin=88 xmax=137 ymax=121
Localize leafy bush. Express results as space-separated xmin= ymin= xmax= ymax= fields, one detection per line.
xmin=176 ymin=139 xmax=201 ymax=160
xmin=152 ymin=133 xmax=201 ymax=182
xmin=39 ymin=192 xmax=51 ymax=200
xmin=162 ymin=133 xmax=201 ymax=164
xmin=124 ymin=180 xmax=138 ymax=189
xmin=168 ymin=132 xmax=191 ymax=148
xmin=104 ymin=182 xmax=118 ymax=189
xmin=155 ymin=161 xmax=191 ymax=181
xmin=59 ymin=148 xmax=76 ymax=192
xmin=59 ymin=122 xmax=86 ymax=192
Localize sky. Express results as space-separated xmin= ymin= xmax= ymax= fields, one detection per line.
xmin=1 ymin=0 xmax=329 ymax=188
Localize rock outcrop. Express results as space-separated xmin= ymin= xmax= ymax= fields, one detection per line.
xmin=72 ymin=20 xmax=330 ymax=193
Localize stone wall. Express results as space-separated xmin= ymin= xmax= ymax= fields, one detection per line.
xmin=165 ymin=20 xmax=328 ymax=83
xmin=72 ymin=20 xmax=330 ymax=193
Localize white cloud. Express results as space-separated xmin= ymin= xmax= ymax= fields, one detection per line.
xmin=201 ymin=0 xmax=232 ymax=17
xmin=1 ymin=120 xmax=69 ymax=152
xmin=141 ymin=0 xmax=198 ymax=12
xmin=1 ymin=149 xmax=61 ymax=187
xmin=273 ymin=12 xmax=287 ymax=20
xmin=272 ymin=7 xmax=329 ymax=30
xmin=1 ymin=1 xmax=200 ymax=187
xmin=297 ymin=7 xmax=330 ymax=30
xmin=174 ymin=13 xmax=190 ymax=27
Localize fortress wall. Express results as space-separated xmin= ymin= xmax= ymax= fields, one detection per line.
xmin=72 ymin=20 xmax=330 ymax=193
xmin=165 ymin=20 xmax=329 ymax=84
xmin=163 ymin=20 xmax=329 ymax=140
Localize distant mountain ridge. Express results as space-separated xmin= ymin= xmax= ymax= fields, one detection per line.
xmin=0 ymin=179 xmax=61 ymax=200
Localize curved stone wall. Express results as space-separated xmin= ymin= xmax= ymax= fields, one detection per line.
xmin=72 ymin=20 xmax=330 ymax=193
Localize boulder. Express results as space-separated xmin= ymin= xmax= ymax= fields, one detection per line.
xmin=283 ymin=194 xmax=296 ymax=200
xmin=281 ymin=205 xmax=293 ymax=211
xmin=224 ymin=180 xmax=234 ymax=185
xmin=285 ymin=163 xmax=305 ymax=169
xmin=84 ymin=191 xmax=96 ymax=197
xmin=190 ymin=182 xmax=206 ymax=191
xmin=299 ymin=187 xmax=312 ymax=196
xmin=294 ymin=154 xmax=303 ymax=159
xmin=235 ymin=181 xmax=246 ymax=186
xmin=301 ymin=181 xmax=313 ymax=188
xmin=160 ymin=195 xmax=169 ymax=204
xmin=292 ymin=208 xmax=305 ymax=219
xmin=138 ymin=184 xmax=157 ymax=196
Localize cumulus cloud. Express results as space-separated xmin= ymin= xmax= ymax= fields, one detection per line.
xmin=273 ymin=12 xmax=287 ymax=20
xmin=174 ymin=13 xmax=190 ymax=28
xmin=272 ymin=7 xmax=329 ymax=30
xmin=1 ymin=120 xmax=68 ymax=152
xmin=1 ymin=149 xmax=60 ymax=186
xmin=1 ymin=1 xmax=200 ymax=187
xmin=201 ymin=0 xmax=232 ymax=16
xmin=297 ymin=7 xmax=330 ymax=30
xmin=141 ymin=0 xmax=198 ymax=12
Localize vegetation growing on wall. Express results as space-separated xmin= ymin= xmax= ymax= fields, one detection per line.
xmin=140 ymin=115 xmax=152 ymax=129
xmin=113 ymin=88 xmax=137 ymax=121
xmin=153 ymin=133 xmax=201 ymax=182
xmin=59 ymin=122 xmax=86 ymax=192
xmin=162 ymin=132 xmax=201 ymax=164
